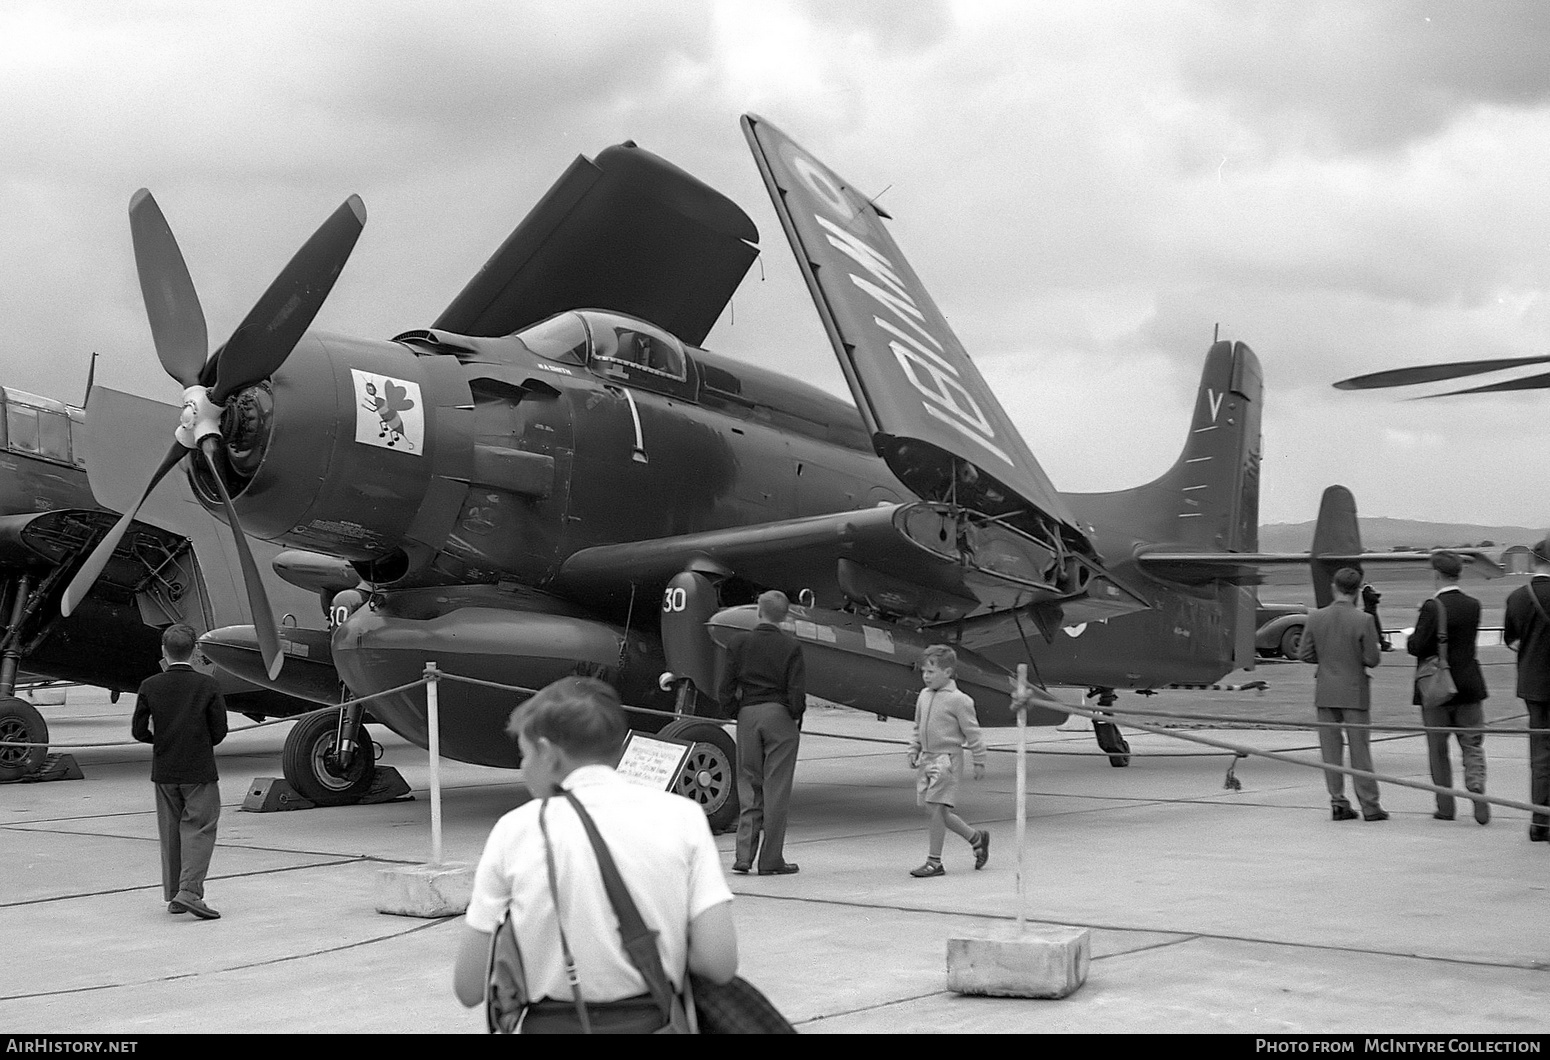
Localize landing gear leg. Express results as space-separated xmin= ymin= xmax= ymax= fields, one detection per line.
xmin=1089 ymin=687 xmax=1131 ymax=768
xmin=0 ymin=575 xmax=46 ymax=780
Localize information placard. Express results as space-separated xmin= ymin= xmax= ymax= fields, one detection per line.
xmin=615 ymin=731 xmax=693 ymax=791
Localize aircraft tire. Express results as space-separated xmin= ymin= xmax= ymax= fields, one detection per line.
xmin=1279 ymin=625 xmax=1304 ymax=660
xmin=657 ymin=718 xmax=739 ymax=835
xmin=0 ymin=696 xmax=49 ymax=781
xmin=282 ymin=710 xmax=376 ymax=806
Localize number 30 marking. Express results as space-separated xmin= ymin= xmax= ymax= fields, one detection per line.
xmin=662 ymin=587 xmax=687 ymax=613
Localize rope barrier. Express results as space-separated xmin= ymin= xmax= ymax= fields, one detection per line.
xmin=4 ymin=664 xmax=1547 ymax=818
xmin=1056 ymin=699 xmax=1550 ymax=819
xmin=0 ymin=677 xmax=432 ymax=750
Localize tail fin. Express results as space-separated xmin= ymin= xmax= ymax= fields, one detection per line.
xmin=1063 ymin=339 xmax=1262 ymax=671
xmin=1066 ymin=340 xmax=1263 ymax=553
xmin=1309 ymin=485 xmax=1361 ymax=607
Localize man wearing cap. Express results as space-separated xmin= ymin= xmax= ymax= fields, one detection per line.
xmin=1298 ymin=567 xmax=1388 ymax=822
xmin=1408 ymin=552 xmax=1489 ymax=824
xmin=1504 ymin=538 xmax=1550 ymax=842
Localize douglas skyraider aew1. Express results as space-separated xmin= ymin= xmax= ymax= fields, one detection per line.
xmin=64 ymin=115 xmax=1473 ymax=828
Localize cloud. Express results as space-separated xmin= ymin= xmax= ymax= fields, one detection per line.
xmin=3 ymin=0 xmax=1549 ymax=528
xmin=1174 ymin=0 xmax=1550 ymax=154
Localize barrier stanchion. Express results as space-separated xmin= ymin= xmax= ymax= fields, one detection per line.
xmin=946 ymin=662 xmax=1091 ymax=999
xmin=1014 ymin=663 xmax=1029 ymax=931
xmin=425 ymin=662 xmax=443 ymax=866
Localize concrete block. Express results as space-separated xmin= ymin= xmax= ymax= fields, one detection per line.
xmin=375 ymin=862 xmax=475 ymax=919
xmin=946 ymin=924 xmax=1090 ymax=998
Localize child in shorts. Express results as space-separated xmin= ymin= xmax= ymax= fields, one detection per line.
xmin=906 ymin=644 xmax=989 ymax=877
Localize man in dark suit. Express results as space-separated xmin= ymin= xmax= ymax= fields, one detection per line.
xmin=1504 ymin=538 xmax=1550 ymax=843
xmin=1408 ymin=551 xmax=1489 ymax=824
xmin=1298 ymin=567 xmax=1387 ymax=821
xmin=131 ymin=623 xmax=228 ymax=919
xmin=718 ymin=590 xmax=806 ymax=876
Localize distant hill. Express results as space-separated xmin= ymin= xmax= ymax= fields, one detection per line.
xmin=1258 ymin=518 xmax=1544 ymax=553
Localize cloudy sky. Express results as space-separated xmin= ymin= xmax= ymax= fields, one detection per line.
xmin=4 ymin=0 xmax=1549 ymax=529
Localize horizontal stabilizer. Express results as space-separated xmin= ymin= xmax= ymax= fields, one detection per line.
xmin=1136 ymin=548 xmax=1503 ymax=585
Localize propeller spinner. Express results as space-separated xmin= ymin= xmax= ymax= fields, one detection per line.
xmin=62 ymin=190 xmax=366 ymax=681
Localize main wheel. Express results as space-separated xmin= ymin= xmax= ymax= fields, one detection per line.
xmin=0 ymin=696 xmax=48 ymax=781
xmin=282 ymin=710 xmax=376 ymax=806
xmin=1279 ymin=624 xmax=1304 ymax=659
xmin=657 ymin=718 xmax=739 ymax=834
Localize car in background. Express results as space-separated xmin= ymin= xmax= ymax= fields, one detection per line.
xmin=1255 ymin=602 xmax=1309 ymax=659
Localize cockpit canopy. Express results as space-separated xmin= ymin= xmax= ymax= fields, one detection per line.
xmin=515 ymin=311 xmax=688 ymax=388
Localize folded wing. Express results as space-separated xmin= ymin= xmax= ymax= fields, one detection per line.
xmin=741 ymin=114 xmax=1099 ymax=600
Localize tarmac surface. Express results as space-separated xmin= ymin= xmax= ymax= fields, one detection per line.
xmin=3 ymin=658 xmax=1548 ymax=1037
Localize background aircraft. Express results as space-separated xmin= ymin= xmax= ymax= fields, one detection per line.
xmin=67 ymin=116 xmax=1435 ymax=828
xmin=0 ymin=386 xmax=322 ymax=781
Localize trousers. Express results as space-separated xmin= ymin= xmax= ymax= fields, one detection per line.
xmin=735 ymin=701 xmax=800 ymax=870
xmin=154 ymin=781 xmax=221 ymax=902
xmin=1316 ymin=707 xmax=1381 ymax=814
xmin=1420 ymin=700 xmax=1486 ymax=817
xmin=1529 ymin=700 xmax=1550 ymax=831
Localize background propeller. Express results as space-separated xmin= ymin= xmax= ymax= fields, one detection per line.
xmin=1334 ymin=354 xmax=1550 ymax=391
xmin=62 ymin=190 xmax=366 ymax=682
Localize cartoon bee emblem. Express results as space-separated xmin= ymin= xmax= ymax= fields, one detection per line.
xmin=361 ymin=379 xmax=416 ymax=449
xmin=351 ymin=369 xmax=425 ymax=455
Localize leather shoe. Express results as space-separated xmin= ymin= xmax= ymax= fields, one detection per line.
xmin=169 ymin=896 xmax=221 ymax=920
xmin=730 ymin=861 xmax=751 ymax=875
xmin=1530 ymin=827 xmax=1550 ymax=843
xmin=167 ymin=902 xmax=187 ymax=915
xmin=1432 ymin=811 xmax=1455 ymax=821
xmin=1472 ymin=798 xmax=1490 ymax=825
xmin=1363 ymin=810 xmax=1390 ymax=822
xmin=1331 ymin=806 xmax=1359 ymax=821
xmin=757 ymin=862 xmax=800 ymax=876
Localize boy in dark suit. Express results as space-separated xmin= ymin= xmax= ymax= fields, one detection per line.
xmin=1408 ymin=551 xmax=1489 ymax=824
xmin=132 ymin=623 xmax=228 ymax=919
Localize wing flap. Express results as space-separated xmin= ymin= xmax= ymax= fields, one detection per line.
xmin=555 ymin=502 xmax=1148 ymax=625
xmin=434 ymin=144 xmax=759 ymax=347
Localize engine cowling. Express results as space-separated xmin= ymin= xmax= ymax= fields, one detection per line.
xmin=192 ymin=332 xmax=474 ymax=577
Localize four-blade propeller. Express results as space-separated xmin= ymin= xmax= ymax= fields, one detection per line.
xmin=62 ymin=190 xmax=366 ymax=681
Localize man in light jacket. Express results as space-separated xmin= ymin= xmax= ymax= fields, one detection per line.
xmin=1298 ymin=567 xmax=1387 ymax=822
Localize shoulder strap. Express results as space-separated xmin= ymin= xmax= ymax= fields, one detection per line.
xmin=563 ymin=790 xmax=680 ymax=1024
xmin=538 ymin=799 xmax=591 ymax=1033
xmin=1531 ymin=581 xmax=1550 ymax=626
xmin=1433 ymin=594 xmax=1448 ymax=646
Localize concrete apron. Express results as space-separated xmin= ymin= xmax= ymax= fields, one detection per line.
xmin=2 ymin=694 xmax=1546 ymax=1033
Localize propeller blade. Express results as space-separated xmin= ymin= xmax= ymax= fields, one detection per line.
xmin=1416 ymin=370 xmax=1550 ymax=399
xmin=1334 ymin=355 xmax=1550 ymax=390
xmin=199 ymin=439 xmax=283 ymax=681
xmin=61 ymin=441 xmax=188 ymax=617
xmin=211 ymin=195 xmax=366 ymax=403
xmin=128 ymin=189 xmax=209 ymax=388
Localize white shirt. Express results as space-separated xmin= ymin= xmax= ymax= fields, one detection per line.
xmin=465 ymin=765 xmax=732 ymax=1002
